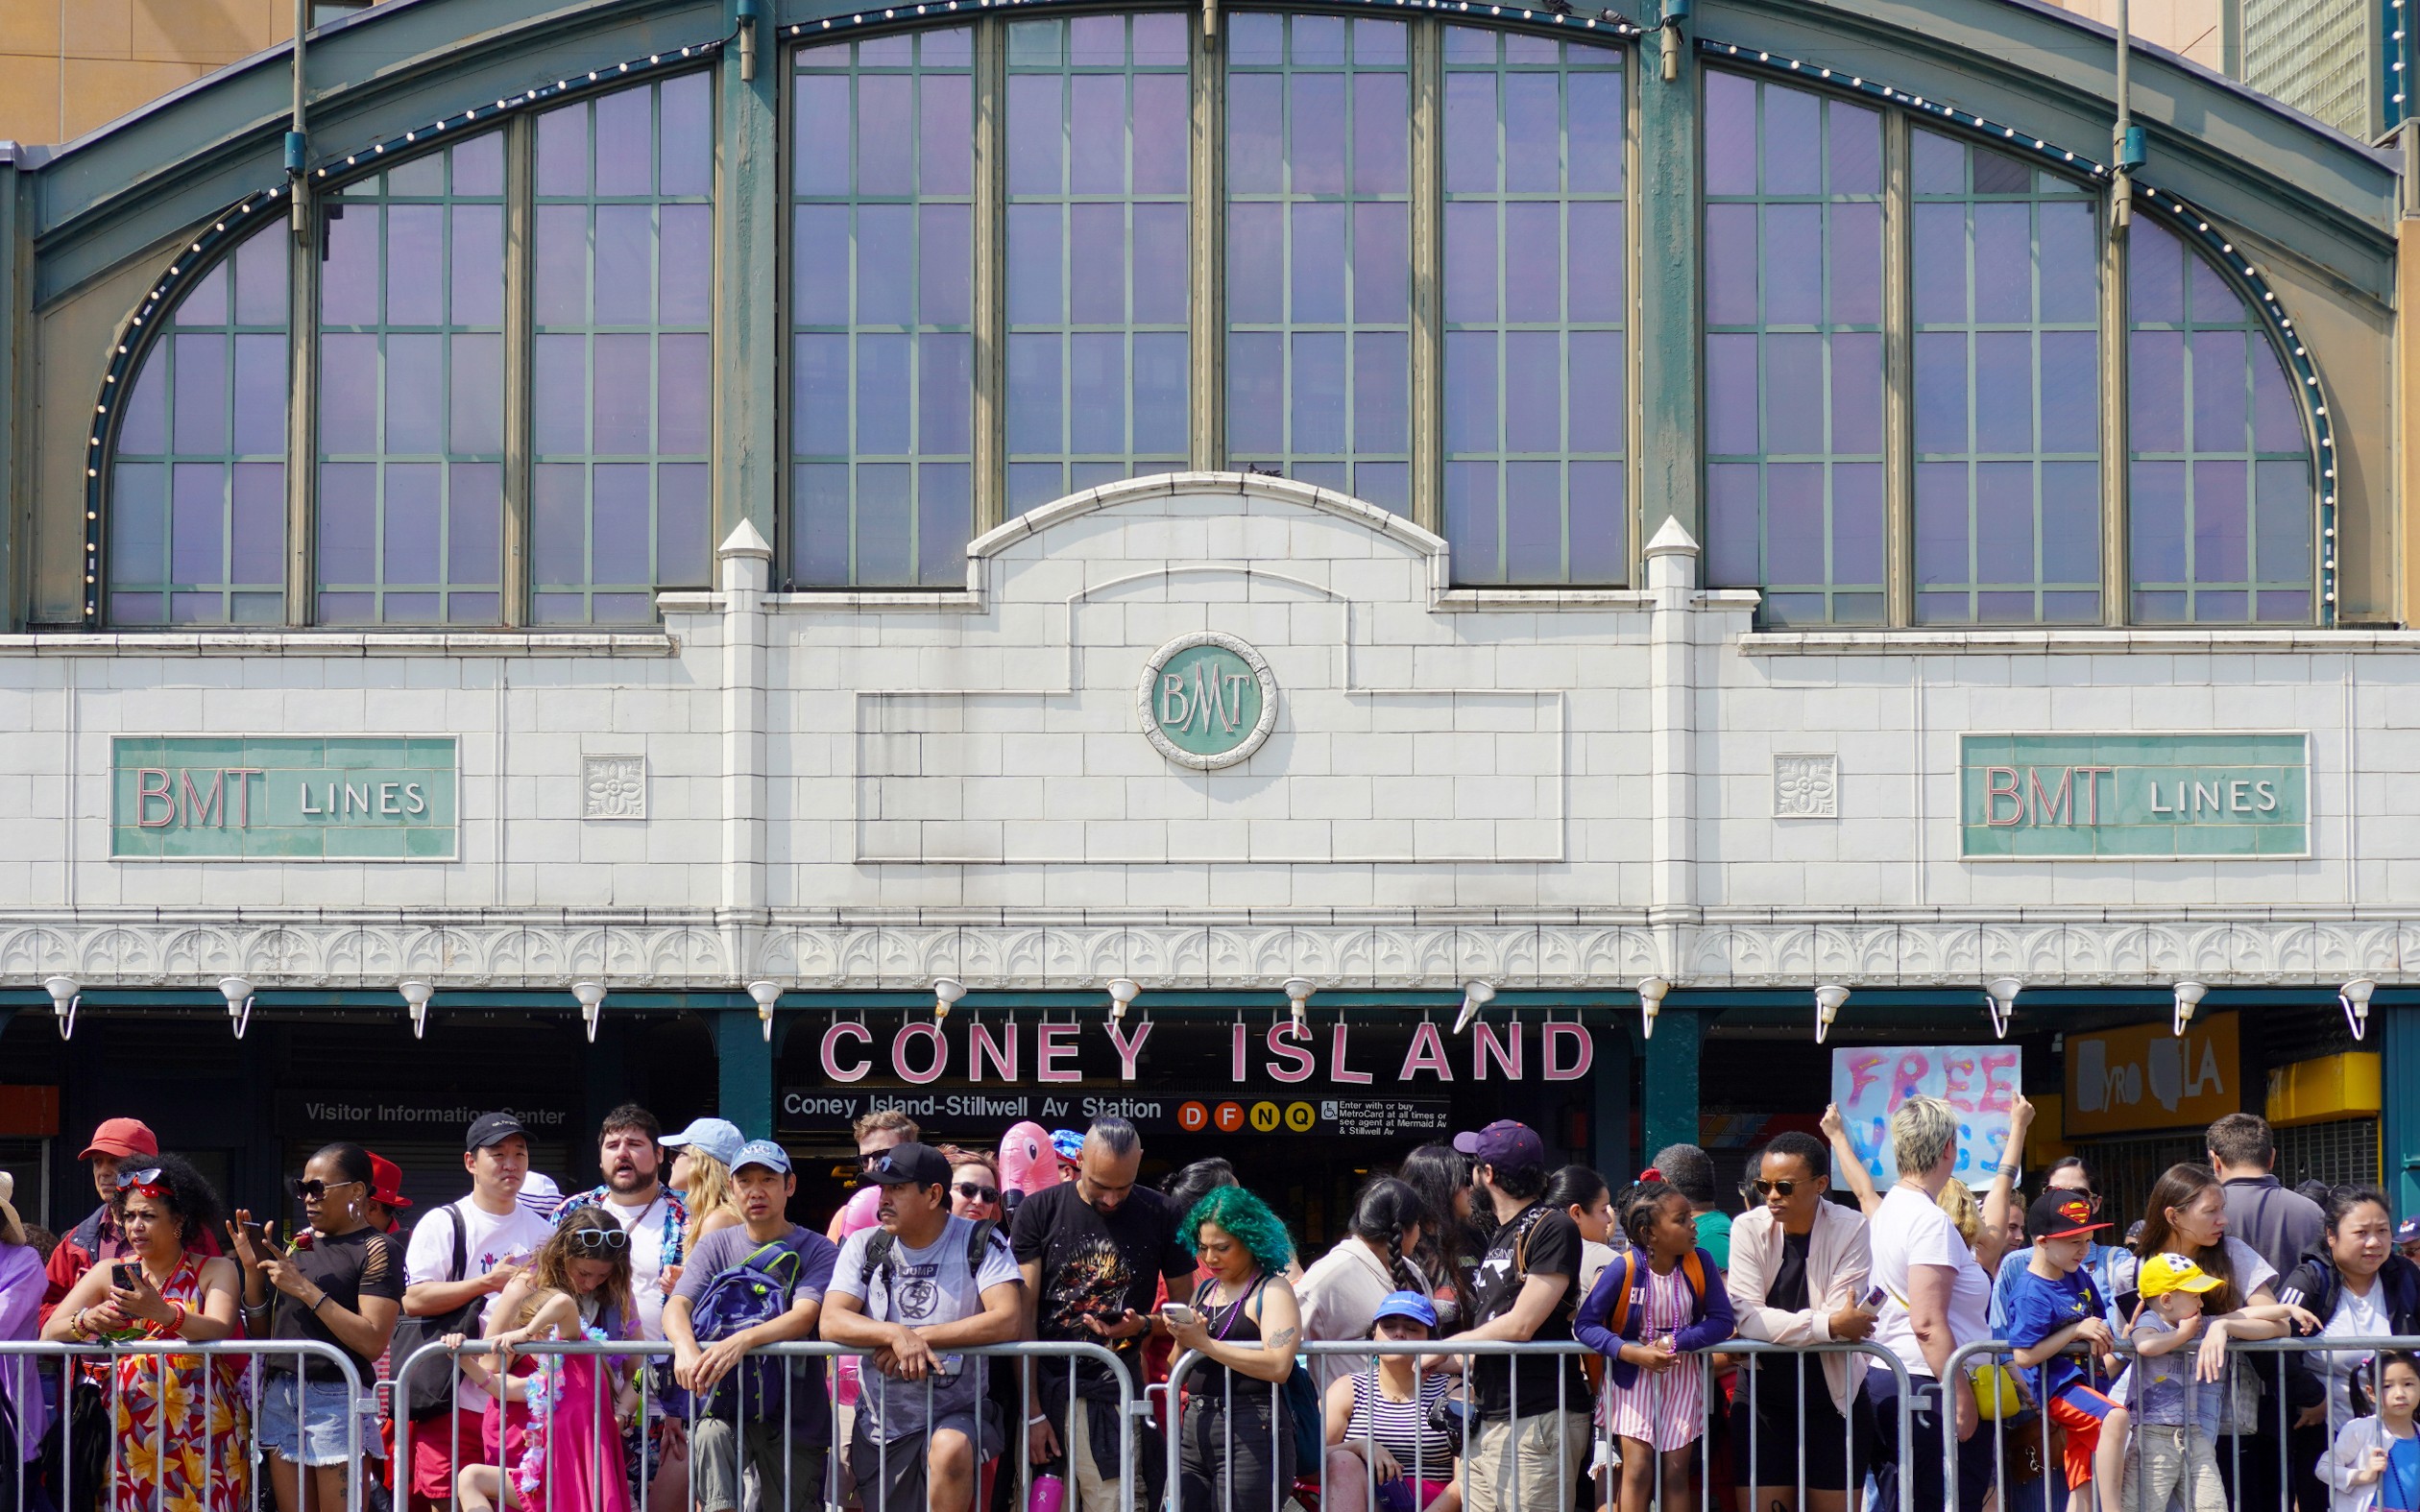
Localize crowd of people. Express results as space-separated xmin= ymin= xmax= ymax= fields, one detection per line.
xmin=0 ymin=1097 xmax=2415 ymax=1512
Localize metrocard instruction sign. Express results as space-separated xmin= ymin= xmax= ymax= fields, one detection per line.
xmin=1959 ymin=732 xmax=2309 ymax=860
xmin=111 ymin=735 xmax=459 ymax=860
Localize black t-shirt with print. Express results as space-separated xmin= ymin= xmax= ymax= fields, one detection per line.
xmin=1464 ymin=1204 xmax=1586 ymax=1419
xmin=269 ymin=1226 xmax=407 ymax=1380
xmin=1010 ymin=1181 xmax=1195 ymax=1402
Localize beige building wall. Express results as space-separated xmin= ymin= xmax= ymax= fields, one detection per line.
xmin=0 ymin=0 xmax=303 ymax=148
xmin=2036 ymin=0 xmax=2228 ymax=70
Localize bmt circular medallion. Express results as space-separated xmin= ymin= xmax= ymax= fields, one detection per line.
xmin=1136 ymin=632 xmax=1278 ymax=770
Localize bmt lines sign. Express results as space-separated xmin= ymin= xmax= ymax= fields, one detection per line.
xmin=1958 ymin=732 xmax=2309 ymax=859
xmin=110 ymin=735 xmax=460 ymax=860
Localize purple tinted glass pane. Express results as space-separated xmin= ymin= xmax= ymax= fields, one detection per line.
xmin=2252 ymin=347 xmax=2304 ymax=453
xmin=1703 ymin=72 xmax=1756 ymax=197
xmin=1008 ymin=75 xmax=1062 ymax=196
xmin=1764 ymin=463 xmax=1822 ymax=581
xmin=180 ymin=266 xmax=227 ymax=327
xmin=1913 ymin=462 xmax=1967 ymax=586
xmin=2255 ymin=589 xmax=2310 ymax=623
xmin=660 ymin=204 xmax=714 ymax=325
xmin=795 ymin=333 xmax=849 ymax=455
xmin=120 ymin=351 xmax=166 ymax=454
xmin=1293 ymin=74 xmax=1349 ymax=196
xmin=1069 ymin=74 xmax=1126 ymax=196
xmin=857 ymin=332 xmax=913 ymax=454
xmin=1443 ymin=73 xmax=1496 ymax=195
xmin=1832 ymin=463 xmax=1885 ymax=584
xmin=1355 ymin=330 xmax=1409 ymax=453
xmin=1503 ymin=461 xmax=1561 ymax=581
xmin=2133 ymin=589 xmax=2189 ymax=622
xmin=2191 ymin=459 xmax=2248 ymax=582
xmin=315 ymin=462 xmax=373 ymax=585
xmin=233 ymin=237 xmax=287 ymax=325
xmin=660 ymin=332 xmax=712 ymax=454
xmin=1910 ymin=130 xmax=1962 ymax=195
xmin=922 ymin=73 xmax=974 ymax=198
xmin=1972 ymin=204 xmax=2032 ymax=324
xmin=1355 ymin=462 xmax=1410 ymax=515
xmin=232 ymin=333 xmax=286 ymax=454
xmin=453 ymin=208 xmax=504 ymax=330
xmin=594 ymin=204 xmax=656 ymax=325
xmin=1831 ymin=331 xmax=1881 ymax=455
xmin=1356 ymin=72 xmax=1410 ymax=196
xmin=2129 ymin=221 xmax=2186 ymax=324
xmin=594 ymin=86 xmax=653 ymax=197
xmin=1007 ymin=463 xmax=1061 ymax=513
xmin=1913 ymin=590 xmax=1967 ymax=625
xmin=1828 ymin=103 xmax=1881 ymax=195
xmin=2039 ymin=330 xmax=2097 ymax=454
xmin=1226 ymin=202 xmax=1283 ymax=325
xmin=855 ymin=464 xmax=912 ymax=584
xmin=1293 ymin=202 xmax=1349 ymax=324
xmin=1568 ymin=330 xmax=1621 ymax=452
xmin=2190 ymin=328 xmax=2249 ymax=452
xmin=1706 ymin=462 xmax=1757 ymax=586
xmin=1134 ymin=332 xmax=1187 ymax=453
xmin=171 ymin=333 xmax=228 ymax=454
xmin=378 ymin=592 xmax=438 ymax=623
xmin=1829 ymin=203 xmax=1881 ymax=326
xmin=1912 ymin=331 xmax=1967 ymax=455
xmin=1760 ymin=84 xmax=1820 ymax=196
xmin=921 ymin=25 xmax=973 ymax=66
xmin=916 ymin=462 xmax=970 ymax=585
xmin=1443 ymin=203 xmax=1496 ymax=323
xmin=1443 ymin=25 xmax=1494 ymax=62
xmin=383 ymin=334 xmax=444 ymax=454
xmin=795 ymin=205 xmax=851 ymax=325
xmin=317 ymin=335 xmax=377 ymax=454
xmin=230 ymin=462 xmax=281 ymax=586
xmin=450 ymin=332 xmax=504 ymax=454
xmin=1973 ymin=461 xmax=2033 ymax=583
xmin=590 ymin=464 xmax=651 ymax=583
xmin=112 ymin=592 xmax=163 ymax=624
xmin=320 ymin=208 xmax=381 ymax=325
xmin=2039 ymin=460 xmax=2099 ymax=583
xmin=2128 ymin=460 xmax=2187 ymax=582
xmin=1228 ymin=74 xmax=1284 ymax=194
xmin=857 ymin=76 xmax=916 ymax=196
xmin=1293 ymin=13 xmax=1345 ymax=62
xmin=1504 ymin=332 xmax=1560 ymax=453
xmin=381 ymin=462 xmax=443 ymax=584
xmin=1505 ymin=74 xmax=1560 ymax=194
xmin=389 ymin=151 xmax=445 ymax=197
xmin=534 ymin=331 xmax=590 ymax=454
xmin=2189 ymin=254 xmax=2244 ymax=324
xmin=2193 ymin=588 xmax=2247 ymax=623
xmin=1568 ymin=71 xmax=1622 ymax=195
xmin=794 ymin=463 xmax=851 ymax=583
xmin=796 ymin=75 xmax=852 ymax=196
xmin=1762 ymin=332 xmax=1824 ymax=455
xmin=1568 ymin=460 xmax=1623 ymax=581
xmin=313 ymin=590 xmax=374 ymax=623
xmin=1970 ymin=148 xmax=2030 ymax=194
xmin=925 ymin=204 xmax=977 ymax=325
xmin=1703 ymin=204 xmax=1756 ymax=326
xmin=1134 ymin=12 xmax=1187 ymax=65
xmin=1355 ymin=19 xmax=1406 ymax=62
xmin=1006 ymin=20 xmax=1059 ymax=65
xmin=1975 ymin=590 xmax=2034 ymax=621
xmin=1229 ymin=12 xmax=1281 ymax=63
xmin=1069 ymin=14 xmax=1125 ymax=63
xmin=1974 ymin=333 xmax=2033 ymax=453
xmin=2129 ymin=328 xmax=2185 ymax=452
xmin=449 ymin=462 xmax=501 ymax=585
xmin=1445 ymin=460 xmax=1498 ymax=580
xmin=1568 ymin=202 xmax=1623 ymax=324
xmin=1292 ymin=332 xmax=1346 ymax=454
xmin=529 ymin=591 xmax=587 ymax=624
xmin=532 ymin=463 xmax=587 ymax=585
xmin=856 ymin=204 xmax=915 ymax=327
xmin=1006 ymin=334 xmax=1061 ymax=454
xmin=660 ymin=73 xmax=714 ymax=197
xmin=386 ymin=205 xmax=446 ymax=325
xmin=451 ymin=132 xmax=504 ymax=196
xmin=1443 ymin=331 xmax=1497 ymax=454
xmin=1356 ymin=203 xmax=1411 ymax=323
xmin=1704 ymin=332 xmax=1757 ymax=456
xmin=1506 ymin=203 xmax=1561 ymax=324
xmin=1134 ymin=73 xmax=1189 ymax=195
xmin=1227 ymin=331 xmax=1283 ymax=454
xmin=1134 ymin=204 xmax=1189 ymax=324
xmin=537 ymin=103 xmax=587 ymax=196
xmin=2254 ymin=457 xmax=2311 ymax=582
xmin=1070 ymin=333 xmax=1125 ymax=453
xmin=1008 ymin=204 xmax=1064 ymax=324
xmin=593 ymin=334 xmax=653 ymax=453
xmin=2038 ymin=202 xmax=2097 ymax=324
xmin=1761 ymin=204 xmax=1823 ymax=326
xmin=1911 ymin=204 xmax=1966 ymax=325
xmin=919 ymin=331 xmax=973 ymax=454
xmin=112 ymin=463 xmax=166 ymax=580
xmin=533 ymin=204 xmax=589 ymax=327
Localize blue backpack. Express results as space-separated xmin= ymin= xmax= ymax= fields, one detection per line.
xmin=665 ymin=1238 xmax=808 ymax=1421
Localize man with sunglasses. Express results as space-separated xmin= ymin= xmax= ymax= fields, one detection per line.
xmin=830 ymin=1109 xmax=924 ymax=1244
xmin=38 ymin=1116 xmax=219 ymax=1324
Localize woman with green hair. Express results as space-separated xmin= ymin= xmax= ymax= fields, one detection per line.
xmin=1167 ymin=1185 xmax=1302 ymax=1512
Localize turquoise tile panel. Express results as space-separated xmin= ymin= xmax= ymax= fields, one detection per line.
xmin=1959 ymin=732 xmax=2307 ymax=860
xmin=110 ymin=735 xmax=459 ymax=861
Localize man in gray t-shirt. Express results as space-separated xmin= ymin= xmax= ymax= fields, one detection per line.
xmin=823 ymin=1143 xmax=1025 ymax=1512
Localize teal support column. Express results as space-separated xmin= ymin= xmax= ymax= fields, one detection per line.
xmin=2384 ymin=1005 xmax=2420 ymax=1219
xmin=717 ymin=1008 xmax=777 ymax=1140
xmin=717 ymin=6 xmax=782 ymax=550
xmin=1633 ymin=13 xmax=1701 ymax=551
xmin=1641 ymin=1008 xmax=1700 ymax=1163
xmin=1591 ymin=1025 xmax=1635 ymax=1183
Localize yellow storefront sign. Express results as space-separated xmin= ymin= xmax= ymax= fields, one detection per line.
xmin=2063 ymin=1013 xmax=2241 ymax=1137
xmin=2266 ymin=1052 xmax=2382 ymax=1127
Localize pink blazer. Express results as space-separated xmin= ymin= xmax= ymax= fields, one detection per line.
xmin=1728 ymin=1198 xmax=1871 ymax=1414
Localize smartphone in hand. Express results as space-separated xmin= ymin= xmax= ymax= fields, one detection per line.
xmin=1161 ymin=1303 xmax=1199 ymax=1329
xmin=111 ymin=1261 xmax=138 ymax=1292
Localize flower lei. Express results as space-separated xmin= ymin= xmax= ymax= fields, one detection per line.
xmin=506 ymin=1322 xmax=615 ymax=1502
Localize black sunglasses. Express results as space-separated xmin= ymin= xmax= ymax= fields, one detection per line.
xmin=956 ymin=1182 xmax=1000 ymax=1204
xmin=562 ymin=1227 xmax=630 ymax=1255
xmin=289 ymin=1178 xmax=362 ymax=1202
xmin=1751 ymin=1179 xmax=1806 ymax=1199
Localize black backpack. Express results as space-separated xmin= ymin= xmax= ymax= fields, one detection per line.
xmin=857 ymin=1219 xmax=1002 ymax=1299
xmin=391 ymin=1205 xmax=473 ymax=1422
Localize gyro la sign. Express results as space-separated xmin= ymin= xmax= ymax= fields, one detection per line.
xmin=817 ymin=1018 xmax=1596 ymax=1085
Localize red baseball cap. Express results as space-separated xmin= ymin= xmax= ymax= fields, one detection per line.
xmin=80 ymin=1118 xmax=157 ymax=1161
xmin=367 ymin=1152 xmax=413 ymax=1210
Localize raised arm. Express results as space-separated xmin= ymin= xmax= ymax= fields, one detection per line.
xmin=1821 ymin=1105 xmax=1882 ymax=1219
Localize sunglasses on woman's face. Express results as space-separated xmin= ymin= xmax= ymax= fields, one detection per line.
xmin=563 ymin=1227 xmax=630 ymax=1255
xmin=289 ymin=1178 xmax=362 ymax=1202
xmin=115 ymin=1167 xmax=169 ymax=1198
xmin=1752 ymin=1179 xmax=1803 ymax=1199
xmin=956 ymin=1182 xmax=1000 ymax=1204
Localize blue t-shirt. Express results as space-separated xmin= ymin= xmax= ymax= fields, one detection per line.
xmin=2003 ymin=1263 xmax=2108 ymax=1406
xmin=2386 ymin=1431 xmax=2420 ymax=1512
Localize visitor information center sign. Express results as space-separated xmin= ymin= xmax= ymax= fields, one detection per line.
xmin=111 ymin=735 xmax=461 ymax=860
xmin=1958 ymin=732 xmax=2309 ymax=859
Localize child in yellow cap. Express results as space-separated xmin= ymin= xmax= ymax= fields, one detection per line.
xmin=2115 ymin=1252 xmax=2229 ymax=1512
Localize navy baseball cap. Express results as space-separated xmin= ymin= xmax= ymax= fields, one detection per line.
xmin=2399 ymin=1217 xmax=2420 ymax=1245
xmin=466 ymin=1112 xmax=527 ymax=1152
xmin=1454 ymin=1119 xmax=1544 ymax=1175
xmin=864 ymin=1142 xmax=953 ymax=1189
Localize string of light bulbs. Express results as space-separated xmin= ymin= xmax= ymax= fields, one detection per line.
xmin=783 ymin=0 xmax=1644 ymax=42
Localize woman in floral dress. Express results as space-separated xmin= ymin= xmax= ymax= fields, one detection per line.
xmin=42 ymin=1154 xmax=250 ymax=1512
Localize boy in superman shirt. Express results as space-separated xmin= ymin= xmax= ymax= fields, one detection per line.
xmin=2007 ymin=1190 xmax=2129 ymax=1512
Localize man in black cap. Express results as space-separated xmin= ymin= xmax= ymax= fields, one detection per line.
xmin=823 ymin=1143 xmax=1025 ymax=1512
xmin=399 ymin=1112 xmax=555 ymax=1511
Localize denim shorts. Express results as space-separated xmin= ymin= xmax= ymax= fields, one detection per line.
xmin=257 ymin=1372 xmax=372 ymax=1468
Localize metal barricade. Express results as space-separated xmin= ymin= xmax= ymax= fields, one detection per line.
xmin=1164 ymin=1335 xmax=1913 ymax=1512
xmin=0 ymin=1337 xmax=368 ymax=1512
xmin=392 ymin=1336 xmax=1131 ymax=1512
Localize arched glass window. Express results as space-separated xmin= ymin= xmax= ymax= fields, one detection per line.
xmin=1702 ymin=72 xmax=1885 ymax=625
xmin=109 ymin=230 xmax=289 ymax=626
xmin=318 ymin=133 xmax=507 ymax=624
xmin=2127 ymin=216 xmax=2314 ymax=623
